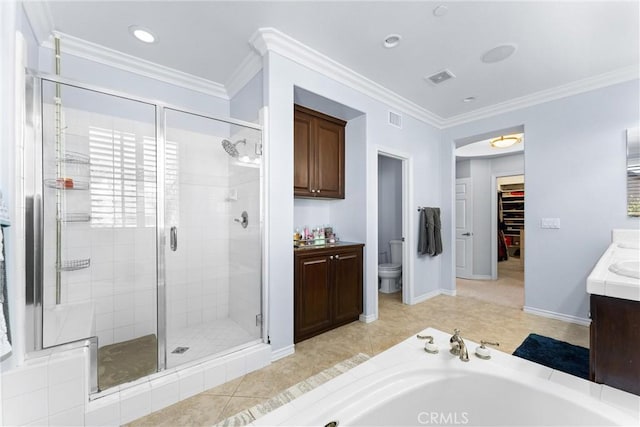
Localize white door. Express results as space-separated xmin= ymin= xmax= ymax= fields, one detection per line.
xmin=456 ymin=178 xmax=473 ymax=278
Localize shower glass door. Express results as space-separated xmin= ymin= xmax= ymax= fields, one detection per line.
xmin=162 ymin=108 xmax=262 ymax=368
xmin=39 ymin=79 xmax=158 ymax=390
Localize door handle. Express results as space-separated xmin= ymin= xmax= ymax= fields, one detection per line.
xmin=462 ymin=232 xmax=472 ymax=236
xmin=170 ymin=226 xmax=178 ymax=251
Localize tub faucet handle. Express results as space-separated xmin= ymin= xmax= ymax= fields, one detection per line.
xmin=417 ymin=334 xmax=439 ymax=354
xmin=475 ymin=340 xmax=500 ymax=360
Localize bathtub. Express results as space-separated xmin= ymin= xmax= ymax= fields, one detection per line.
xmin=255 ymin=328 xmax=639 ymax=426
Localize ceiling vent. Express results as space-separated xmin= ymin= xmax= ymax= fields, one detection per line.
xmin=425 ymin=69 xmax=456 ymax=85
xmin=388 ymin=111 xmax=402 ymax=128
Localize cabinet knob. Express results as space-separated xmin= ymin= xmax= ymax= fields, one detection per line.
xmin=317 ymin=190 xmax=321 ymax=193
xmin=335 ymin=254 xmax=339 ymax=259
xmin=329 ymin=256 xmax=334 ymax=260
xmin=311 ymin=189 xmax=316 ymax=193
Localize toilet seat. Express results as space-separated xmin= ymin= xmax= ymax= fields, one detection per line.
xmin=379 ymin=263 xmax=401 ymax=272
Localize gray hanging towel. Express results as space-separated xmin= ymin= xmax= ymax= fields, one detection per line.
xmin=425 ymin=208 xmax=436 ymax=255
xmin=418 ymin=208 xmax=428 ymax=255
xmin=433 ymin=207 xmax=443 ymax=256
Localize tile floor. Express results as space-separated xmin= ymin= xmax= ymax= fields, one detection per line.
xmin=167 ymin=319 xmax=256 ymax=368
xmin=456 ymin=257 xmax=524 ymax=308
xmin=128 ymin=286 xmax=589 ymax=427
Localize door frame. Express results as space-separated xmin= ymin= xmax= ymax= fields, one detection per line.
xmin=490 ymin=170 xmax=524 ymax=280
xmin=375 ymin=147 xmax=413 ymax=306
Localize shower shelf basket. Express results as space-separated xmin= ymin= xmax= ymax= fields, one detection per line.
xmin=58 ymin=258 xmax=91 ymax=272
xmin=61 ymin=213 xmax=91 ymax=223
xmin=44 ymin=178 xmax=90 ymax=190
xmin=59 ymin=151 xmax=90 ymax=165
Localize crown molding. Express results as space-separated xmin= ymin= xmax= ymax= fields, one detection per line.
xmin=225 ymin=51 xmax=263 ymax=99
xmin=249 ymin=27 xmax=446 ymax=128
xmin=441 ymin=64 xmax=640 ymax=128
xmin=21 ymin=0 xmax=54 ymax=45
xmin=250 ymin=28 xmax=640 ymax=130
xmin=43 ymin=32 xmax=228 ymax=99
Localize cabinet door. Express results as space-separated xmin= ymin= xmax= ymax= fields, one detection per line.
xmin=295 ymin=254 xmax=332 ymax=342
xmin=332 ymin=249 xmax=363 ymax=324
xmin=293 ymin=110 xmax=315 ymax=197
xmin=315 ymin=118 xmax=345 ymax=199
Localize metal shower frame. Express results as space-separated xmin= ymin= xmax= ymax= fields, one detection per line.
xmin=24 ymin=70 xmax=266 ymax=395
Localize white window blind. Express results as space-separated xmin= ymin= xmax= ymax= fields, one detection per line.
xmin=89 ymin=126 xmax=178 ymax=228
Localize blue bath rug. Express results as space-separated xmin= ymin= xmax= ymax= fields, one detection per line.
xmin=513 ymin=334 xmax=589 ymax=379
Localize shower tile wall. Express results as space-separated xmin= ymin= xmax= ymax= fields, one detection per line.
xmin=164 ymin=128 xmax=231 ymax=335
xmin=42 ymin=106 xmax=157 ymax=347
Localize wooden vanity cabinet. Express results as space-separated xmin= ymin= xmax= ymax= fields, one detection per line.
xmin=589 ymin=294 xmax=640 ymax=395
xmin=294 ymin=105 xmax=345 ymax=199
xmin=294 ymin=244 xmax=363 ymax=343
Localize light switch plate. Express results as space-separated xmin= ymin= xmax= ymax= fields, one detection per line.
xmin=540 ymin=218 xmax=561 ymax=229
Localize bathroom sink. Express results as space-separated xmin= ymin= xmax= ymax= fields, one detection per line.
xmin=608 ymin=261 xmax=640 ymax=279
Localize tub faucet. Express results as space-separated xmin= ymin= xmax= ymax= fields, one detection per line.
xmin=449 ymin=329 xmax=469 ymax=362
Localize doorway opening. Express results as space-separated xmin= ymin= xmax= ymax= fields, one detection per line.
xmin=454 ymin=129 xmax=525 ymax=309
xmin=376 ymin=151 xmax=411 ymax=310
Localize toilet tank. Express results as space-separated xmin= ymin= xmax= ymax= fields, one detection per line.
xmin=389 ymin=239 xmax=403 ymax=264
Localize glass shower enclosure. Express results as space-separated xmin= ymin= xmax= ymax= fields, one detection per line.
xmin=26 ymin=75 xmax=263 ymax=392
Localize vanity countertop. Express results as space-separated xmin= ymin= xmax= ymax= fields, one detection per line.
xmin=293 ymin=241 xmax=364 ymax=252
xmin=587 ymin=229 xmax=640 ymax=301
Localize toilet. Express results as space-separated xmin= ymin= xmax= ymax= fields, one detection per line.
xmin=378 ymin=239 xmax=403 ymax=293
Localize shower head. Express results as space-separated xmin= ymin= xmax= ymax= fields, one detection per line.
xmin=221 ymin=139 xmax=246 ymax=158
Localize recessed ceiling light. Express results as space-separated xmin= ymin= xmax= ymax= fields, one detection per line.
xmin=481 ymin=44 xmax=517 ymax=63
xmin=383 ymin=34 xmax=402 ymax=48
xmin=463 ymin=96 xmax=476 ymax=103
xmin=433 ymin=5 xmax=449 ymax=17
xmin=129 ymin=25 xmax=156 ymax=43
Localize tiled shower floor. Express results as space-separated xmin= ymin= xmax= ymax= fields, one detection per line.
xmin=166 ymin=318 xmax=257 ymax=367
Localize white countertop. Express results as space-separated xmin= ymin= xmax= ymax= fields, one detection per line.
xmin=587 ymin=230 xmax=640 ymax=301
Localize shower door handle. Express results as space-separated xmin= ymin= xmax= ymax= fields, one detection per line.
xmin=170 ymin=226 xmax=178 ymax=251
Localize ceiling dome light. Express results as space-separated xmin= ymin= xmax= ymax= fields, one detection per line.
xmin=490 ymin=134 xmax=522 ymax=149
xmin=383 ymin=34 xmax=402 ymax=48
xmin=129 ymin=25 xmax=156 ymax=43
xmin=481 ymin=44 xmax=517 ymax=63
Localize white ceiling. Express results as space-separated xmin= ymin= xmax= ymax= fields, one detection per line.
xmin=36 ymin=1 xmax=639 ymax=120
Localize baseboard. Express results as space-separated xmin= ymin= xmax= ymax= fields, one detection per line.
xmin=270 ymin=344 xmax=295 ymax=362
xmin=359 ymin=313 xmax=377 ymax=323
xmin=440 ymin=288 xmax=457 ymax=297
xmin=469 ymin=274 xmax=493 ymax=280
xmin=523 ymin=306 xmax=591 ymax=326
xmin=409 ymin=289 xmax=441 ymax=305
